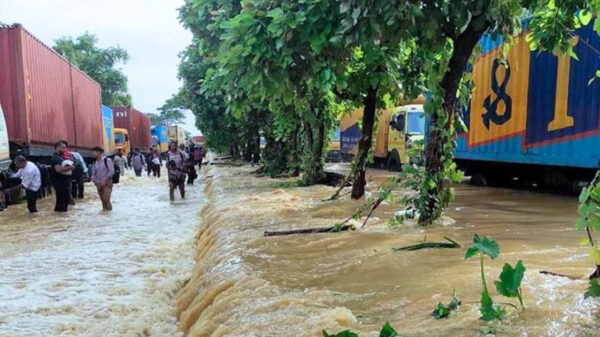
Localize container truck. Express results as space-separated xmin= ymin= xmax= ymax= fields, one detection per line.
xmin=455 ymin=20 xmax=600 ymax=190
xmin=168 ymin=126 xmax=187 ymax=147
xmin=111 ymin=106 xmax=151 ymax=154
xmin=191 ymin=135 xmax=204 ymax=145
xmin=151 ymin=125 xmax=169 ymax=153
xmin=101 ymin=105 xmax=116 ymax=155
xmin=0 ymin=24 xmax=104 ymax=161
xmin=340 ymin=100 xmax=425 ymax=171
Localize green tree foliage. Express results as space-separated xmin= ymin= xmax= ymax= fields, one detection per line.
xmin=177 ymin=0 xmax=600 ymax=221
xmin=53 ymin=33 xmax=131 ymax=105
xmin=149 ymin=92 xmax=186 ymax=126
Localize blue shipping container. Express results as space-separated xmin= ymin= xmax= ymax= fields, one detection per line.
xmin=101 ymin=105 xmax=113 ymax=148
xmin=456 ymin=20 xmax=600 ymax=169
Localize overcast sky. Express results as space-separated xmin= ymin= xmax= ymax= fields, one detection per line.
xmin=0 ymin=0 xmax=202 ymax=135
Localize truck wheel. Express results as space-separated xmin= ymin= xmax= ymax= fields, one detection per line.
xmin=387 ymin=151 xmax=402 ymax=172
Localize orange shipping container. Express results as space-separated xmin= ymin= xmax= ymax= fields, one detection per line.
xmin=0 ymin=24 xmax=103 ymax=155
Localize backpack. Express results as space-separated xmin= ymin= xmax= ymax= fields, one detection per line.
xmin=104 ymin=157 xmax=120 ymax=184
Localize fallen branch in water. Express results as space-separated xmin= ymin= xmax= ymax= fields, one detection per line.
xmin=264 ymin=225 xmax=354 ymax=237
xmin=210 ymin=162 xmax=244 ymax=167
xmin=539 ymin=270 xmax=582 ymax=280
xmin=392 ymin=237 xmax=461 ymax=251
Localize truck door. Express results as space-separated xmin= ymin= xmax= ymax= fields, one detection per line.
xmin=387 ymin=111 xmax=408 ymax=170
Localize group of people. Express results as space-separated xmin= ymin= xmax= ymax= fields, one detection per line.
xmin=8 ymin=139 xmax=206 ymax=213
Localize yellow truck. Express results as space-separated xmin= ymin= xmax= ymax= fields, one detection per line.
xmin=113 ymin=128 xmax=131 ymax=156
xmin=340 ymin=102 xmax=425 ymax=171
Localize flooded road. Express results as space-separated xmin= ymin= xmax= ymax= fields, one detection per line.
xmin=0 ymin=173 xmax=205 ymax=337
xmin=178 ymin=164 xmax=600 ymax=337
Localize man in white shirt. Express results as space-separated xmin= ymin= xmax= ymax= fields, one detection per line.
xmin=12 ymin=155 xmax=41 ymax=213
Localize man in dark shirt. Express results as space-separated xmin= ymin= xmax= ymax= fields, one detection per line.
xmin=51 ymin=140 xmax=75 ymax=212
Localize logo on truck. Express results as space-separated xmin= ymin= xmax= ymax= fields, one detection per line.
xmin=482 ymin=59 xmax=512 ymax=129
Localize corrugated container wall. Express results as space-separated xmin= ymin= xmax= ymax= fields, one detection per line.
xmin=455 ymin=20 xmax=600 ymax=169
xmin=0 ymin=24 xmax=102 ymax=151
xmin=70 ymin=67 xmax=103 ymax=149
xmin=140 ymin=114 xmax=151 ymax=150
xmin=112 ymin=106 xmax=150 ymax=150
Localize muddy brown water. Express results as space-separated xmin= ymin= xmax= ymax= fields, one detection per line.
xmin=178 ymin=164 xmax=599 ymax=337
xmin=1 ymin=163 xmax=598 ymax=337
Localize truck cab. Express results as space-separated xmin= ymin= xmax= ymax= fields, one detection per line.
xmin=386 ymin=104 xmax=425 ymax=170
xmin=114 ymin=128 xmax=130 ymax=157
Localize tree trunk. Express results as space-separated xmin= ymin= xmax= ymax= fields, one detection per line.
xmin=418 ymin=21 xmax=489 ymax=225
xmin=351 ymin=86 xmax=378 ymax=199
xmin=301 ymin=115 xmax=326 ymax=186
xmin=253 ymin=129 xmax=260 ymax=164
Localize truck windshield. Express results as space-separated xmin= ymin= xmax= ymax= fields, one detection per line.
xmin=115 ymin=133 xmax=125 ymax=145
xmin=406 ymin=112 xmax=425 ymax=135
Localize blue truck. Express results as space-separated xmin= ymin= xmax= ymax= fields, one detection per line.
xmin=454 ymin=20 xmax=600 ymax=190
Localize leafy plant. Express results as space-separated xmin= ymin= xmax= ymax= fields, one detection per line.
xmin=494 ymin=261 xmax=526 ymax=307
xmin=576 ymin=172 xmax=600 ymax=283
xmin=465 ymin=235 xmax=526 ymax=321
xmin=431 ymin=291 xmax=461 ymax=319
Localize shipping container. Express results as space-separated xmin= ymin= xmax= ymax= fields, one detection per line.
xmin=191 ymin=135 xmax=204 ymax=144
xmin=101 ymin=105 xmax=114 ymax=154
xmin=455 ymin=20 xmax=600 ymax=188
xmin=151 ymin=125 xmax=169 ymax=153
xmin=168 ymin=126 xmax=186 ymax=147
xmin=111 ymin=106 xmax=151 ymax=151
xmin=0 ymin=24 xmax=103 ymax=158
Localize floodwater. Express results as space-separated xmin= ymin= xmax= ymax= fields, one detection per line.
xmin=0 ymin=172 xmax=205 ymax=337
xmin=178 ymin=164 xmax=600 ymax=337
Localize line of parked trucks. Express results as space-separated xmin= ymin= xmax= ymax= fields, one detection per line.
xmin=335 ymin=19 xmax=600 ymax=192
xmin=0 ymin=23 xmax=198 ymax=207
xmin=4 ymin=17 xmax=600 ymax=206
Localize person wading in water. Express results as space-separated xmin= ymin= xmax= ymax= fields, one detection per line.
xmin=90 ymin=146 xmax=115 ymax=211
xmin=51 ymin=140 xmax=75 ymax=212
xmin=166 ymin=141 xmax=187 ymax=202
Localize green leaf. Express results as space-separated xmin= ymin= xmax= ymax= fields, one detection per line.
xmin=465 ymin=247 xmax=479 ymax=260
xmin=431 ymin=302 xmax=450 ymax=319
xmin=579 ymin=10 xmax=593 ymax=26
xmin=493 ymin=261 xmax=526 ymax=306
xmin=474 ymin=235 xmax=500 ymax=259
xmin=379 ymin=322 xmax=399 ymax=337
xmin=465 ymin=235 xmax=499 ymax=260
xmin=480 ymin=290 xmax=505 ymax=321
xmin=584 ymin=279 xmax=600 ymax=299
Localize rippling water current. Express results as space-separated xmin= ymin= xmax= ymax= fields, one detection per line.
xmin=2 ymin=164 xmax=600 ymax=337
xmin=0 ymin=174 xmax=205 ymax=337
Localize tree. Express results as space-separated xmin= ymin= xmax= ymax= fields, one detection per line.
xmin=54 ymin=33 xmax=132 ymax=106
xmin=149 ymin=93 xmax=186 ymax=126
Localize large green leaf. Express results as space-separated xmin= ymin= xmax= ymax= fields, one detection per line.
xmin=465 ymin=235 xmax=499 ymax=260
xmin=494 ymin=261 xmax=526 ymax=300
